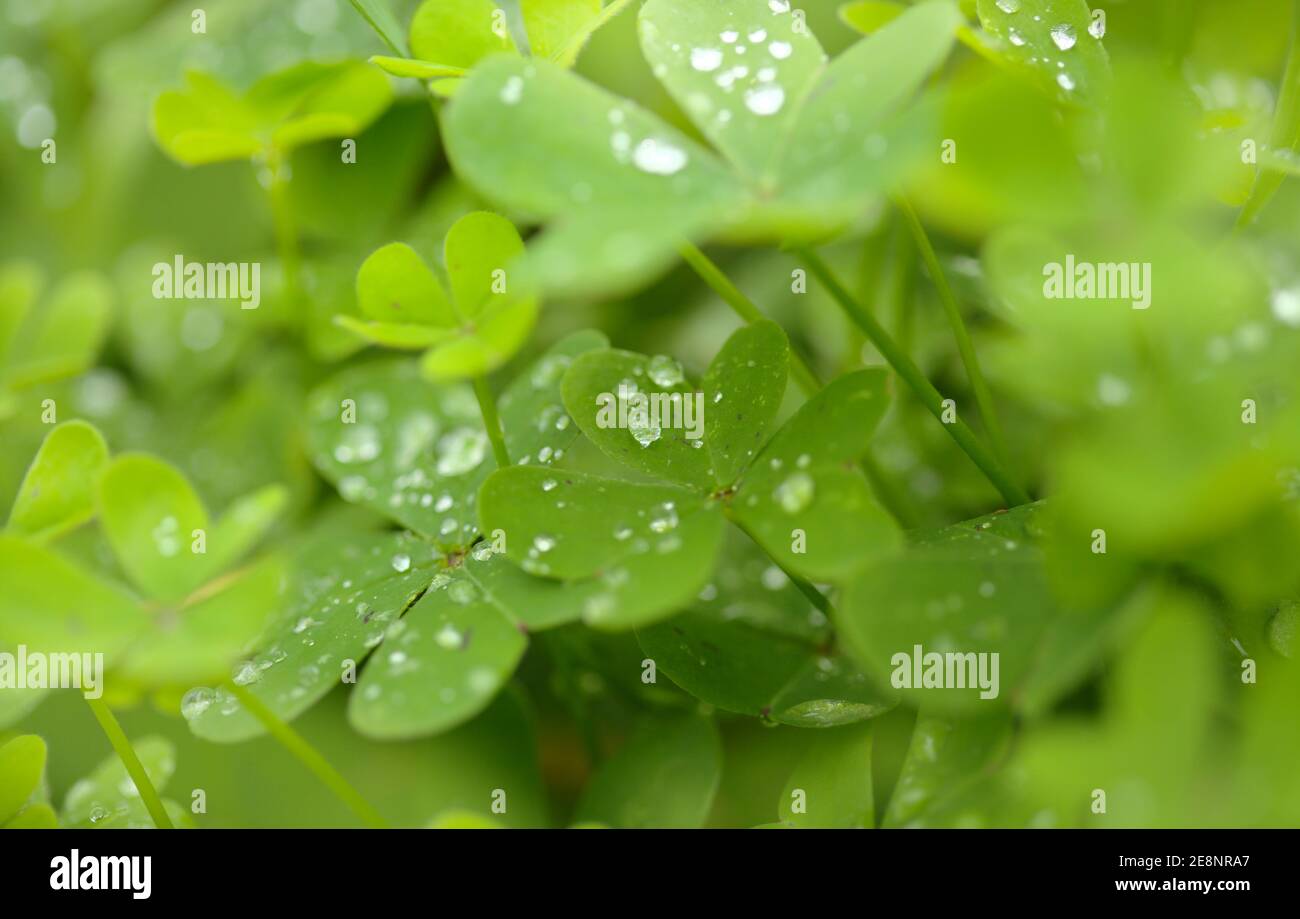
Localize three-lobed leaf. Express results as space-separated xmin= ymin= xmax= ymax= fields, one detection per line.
xmin=6 ymin=421 xmax=109 ymax=543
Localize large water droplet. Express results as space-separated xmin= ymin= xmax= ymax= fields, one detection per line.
xmin=773 ymin=471 xmax=814 ymax=513
xmin=632 ymin=137 xmax=689 ymax=176
xmin=1050 ymin=24 xmax=1077 ymax=50
xmin=647 ymin=354 xmax=685 ymax=387
xmin=744 ymin=84 xmax=785 ymax=116
xmin=181 ymin=687 xmax=215 ymax=720
xmin=995 ymin=0 xmax=1021 ymax=12
xmin=690 ymin=47 xmax=723 ymax=72
xmin=436 ymin=428 xmax=487 ymax=476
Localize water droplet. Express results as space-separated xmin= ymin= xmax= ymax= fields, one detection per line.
xmin=499 ymin=75 xmax=523 ymax=105
xmin=1088 ymin=17 xmax=1106 ymax=39
xmin=541 ymin=478 xmax=558 ymax=492
xmin=1056 ymin=72 xmax=1076 ymax=92
xmin=720 ymin=29 xmax=739 ymax=43
xmin=436 ymin=427 xmax=487 ymax=476
xmin=614 ymin=525 xmax=633 ymax=541
xmin=647 ymin=354 xmax=685 ymax=387
xmin=690 ymin=47 xmax=723 ymax=72
xmin=769 ymin=0 xmax=791 ymax=12
xmin=231 ymin=661 xmax=260 ymax=686
xmin=333 ymin=424 xmax=381 ymax=464
xmin=632 ymin=137 xmax=689 ymax=175
xmin=1271 ymin=287 xmax=1300 ymax=326
xmin=649 ymin=503 xmax=679 ymax=533
xmin=1050 ymin=24 xmax=1077 ymax=50
xmin=629 ymin=409 xmax=662 ymax=447
xmin=181 ymin=687 xmax=215 ymax=720
xmin=995 ymin=0 xmax=1021 ymax=13
xmin=533 ymin=533 xmax=557 ymax=553
xmin=448 ymin=580 xmax=477 ymax=604
xmin=749 ymin=29 xmax=767 ymax=42
xmin=768 ymin=40 xmax=792 ymax=59
xmin=1008 ymin=28 xmax=1026 ymax=46
xmin=979 ymin=581 xmax=997 ymax=598
xmin=744 ymin=84 xmax=785 ymax=116
xmin=436 ymin=623 xmax=463 ymax=649
xmin=773 ymin=471 xmax=814 ymax=513
xmin=391 ymin=553 xmax=411 ymax=573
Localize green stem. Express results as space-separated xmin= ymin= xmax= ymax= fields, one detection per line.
xmin=228 ymin=683 xmax=388 ymax=829
xmin=798 ymin=247 xmax=1030 ymax=508
xmin=895 ymin=196 xmax=1012 ymax=471
xmin=677 ymin=241 xmax=823 ymax=397
xmin=678 ymin=240 xmax=918 ymax=526
xmin=1238 ymin=0 xmax=1300 ymax=228
xmin=473 ymin=375 xmax=511 ymax=469
xmin=728 ymin=511 xmax=834 ymax=617
xmin=85 ymin=697 xmax=174 ymax=830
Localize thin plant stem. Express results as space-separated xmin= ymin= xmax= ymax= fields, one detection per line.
xmin=473 ymin=375 xmax=511 ymax=469
xmin=894 ymin=196 xmax=1012 ymax=471
xmin=677 ymin=241 xmax=822 ymax=396
xmin=84 ymin=696 xmax=174 ymax=829
xmin=678 ymin=240 xmax=917 ymax=526
xmin=228 ymin=683 xmax=388 ymax=828
xmin=798 ymin=247 xmax=1031 ymax=508
xmin=728 ymin=512 xmax=834 ymax=617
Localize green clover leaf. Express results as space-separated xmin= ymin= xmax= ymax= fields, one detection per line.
xmin=0 ymin=262 xmax=113 ymax=417
xmin=339 ymin=212 xmax=539 ymax=382
xmin=443 ymin=0 xmax=962 ymax=297
xmin=776 ymin=723 xmax=875 ymax=828
xmin=636 ymin=529 xmax=896 ymax=726
xmin=367 ymin=0 xmax=636 ymax=94
xmin=152 ymin=61 xmax=393 ymax=166
xmin=575 ymin=712 xmax=721 ymax=828
xmin=60 ymin=736 xmax=189 ymax=829
xmin=0 ymin=735 xmax=53 ymax=829
xmin=972 ymin=0 xmax=1110 ymax=108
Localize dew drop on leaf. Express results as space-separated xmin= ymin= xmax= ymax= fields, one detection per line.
xmin=632 ymin=137 xmax=689 ymax=176
xmin=647 ymin=354 xmax=685 ymax=386
xmin=773 ymin=471 xmax=814 ymax=513
xmin=1050 ymin=24 xmax=1077 ymax=51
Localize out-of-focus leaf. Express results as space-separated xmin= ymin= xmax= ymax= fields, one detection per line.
xmin=409 ymin=0 xmax=517 ymax=71
xmin=576 ymin=713 xmax=721 ymax=827
xmin=61 ymin=736 xmax=185 ymax=829
xmin=6 ymin=421 xmax=109 ymax=543
xmin=0 ymin=535 xmax=148 ymax=660
xmin=639 ymin=0 xmax=828 ymax=182
xmin=838 ymin=503 xmax=1140 ymax=714
xmin=974 ymin=0 xmax=1110 ymax=107
xmin=0 ymin=735 xmax=46 ymax=826
xmin=523 ymin=0 xmax=600 ymax=60
xmin=4 ymin=273 xmax=114 ymax=389
xmin=839 ymin=0 xmax=905 ymax=34
xmin=883 ymin=713 xmax=1013 ymax=827
xmin=97 ymin=454 xmax=212 ymax=603
xmin=348 ymin=0 xmax=409 ymax=55
xmin=201 ymin=484 xmax=289 ymax=580
xmin=777 ymin=723 xmax=874 ymax=827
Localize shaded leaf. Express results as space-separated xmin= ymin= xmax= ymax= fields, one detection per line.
xmin=778 ymin=723 xmax=874 ymax=827
xmin=0 ymin=735 xmax=46 ymax=826
xmin=576 ymin=713 xmax=721 ymax=827
xmin=883 ymin=713 xmax=1013 ymax=827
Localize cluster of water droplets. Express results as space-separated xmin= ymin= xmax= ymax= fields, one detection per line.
xmin=990 ymin=0 xmax=1103 ymax=95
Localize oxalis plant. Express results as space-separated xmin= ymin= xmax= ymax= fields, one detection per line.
xmin=1 ymin=0 xmax=1299 ymax=831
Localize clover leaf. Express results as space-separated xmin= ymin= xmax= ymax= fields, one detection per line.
xmin=574 ymin=712 xmax=721 ymax=828
xmin=152 ymin=61 xmax=393 ymax=166
xmin=637 ymin=529 xmax=896 ymax=726
xmin=195 ymin=333 xmax=631 ymax=741
xmin=0 ymin=735 xmax=55 ymax=829
xmin=973 ymin=0 xmax=1109 ymax=108
xmin=775 ymin=723 xmax=875 ymax=828
xmin=338 ymin=212 xmax=539 ymax=382
xmin=5 ymin=421 xmax=109 ymax=543
xmin=837 ymin=503 xmax=1143 ymax=715
xmin=0 ymin=423 xmax=289 ymax=710
xmin=307 ymin=330 xmax=605 ymax=549
xmin=367 ymin=0 xmax=636 ymax=93
xmin=0 ymin=262 xmax=113 ymax=418
xmin=60 ymin=735 xmax=189 ymax=828
xmin=881 ymin=713 xmax=1013 ymax=827
xmin=443 ymin=0 xmax=962 ymax=297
